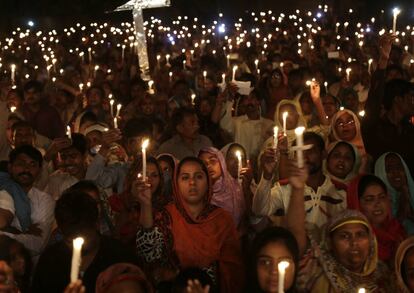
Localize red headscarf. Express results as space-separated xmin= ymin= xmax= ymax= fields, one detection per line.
xmin=159 ymin=157 xmax=244 ymax=293
xmin=347 ymin=175 xmax=406 ymax=263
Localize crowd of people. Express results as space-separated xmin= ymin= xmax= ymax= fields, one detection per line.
xmin=0 ymin=3 xmax=413 ymax=293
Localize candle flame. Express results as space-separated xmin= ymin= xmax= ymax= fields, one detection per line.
xmin=73 ymin=237 xmax=84 ymax=249
xmin=235 ymin=150 xmax=242 ymax=160
xmin=282 ymin=112 xmax=288 ymax=119
xmin=294 ymin=126 xmax=305 ymax=135
xmin=142 ymin=138 xmax=149 ymax=150
xmin=278 ymin=260 xmax=290 ymax=272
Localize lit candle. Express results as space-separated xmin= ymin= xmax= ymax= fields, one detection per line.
xmin=166 ymin=54 xmax=171 ymax=66
xmin=273 ymin=126 xmax=279 ymax=149
xmin=191 ymin=94 xmax=196 ymax=105
xmin=392 ymin=8 xmax=401 ymax=33
xmin=116 ymin=104 xmax=122 ymax=118
xmin=368 ymin=59 xmax=373 ymax=74
xmin=113 ymin=117 xmax=118 ymax=129
xmin=141 ymin=138 xmax=150 ymax=179
xmin=324 ymin=81 xmax=328 ymax=93
xmin=226 ymin=54 xmax=230 ymax=68
xmin=94 ymin=65 xmax=99 ymax=78
xmin=346 ymin=68 xmax=352 ymax=82
xmin=10 ymin=64 xmax=16 ymax=85
xmin=109 ymin=99 xmax=114 ymax=117
xmin=10 ymin=106 xmax=16 ymax=113
xmin=66 ymin=126 xmax=72 ymax=140
xmin=254 ymin=59 xmax=259 ymax=71
xmin=121 ymin=44 xmax=126 ymax=62
xmin=282 ymin=112 xmax=288 ymax=135
xmin=70 ymin=237 xmax=84 ymax=283
xmin=295 ymin=126 xmax=305 ymax=168
xmin=278 ymin=261 xmax=290 ymax=293
xmin=182 ymin=60 xmax=186 ymax=70
xmin=169 ymin=71 xmax=173 ymax=83
xmin=232 ymin=65 xmax=238 ymax=81
xmin=235 ymin=150 xmax=242 ymax=182
xmin=358 ymin=289 xmax=366 ymax=293
xmin=88 ymin=47 xmax=92 ymax=63
xmin=222 ymin=73 xmax=226 ymax=83
xmin=79 ymin=83 xmax=84 ymax=92
xmin=148 ymin=80 xmax=155 ymax=94
xmin=156 ymin=55 xmax=161 ymax=68
xmin=203 ymin=70 xmax=207 ymax=84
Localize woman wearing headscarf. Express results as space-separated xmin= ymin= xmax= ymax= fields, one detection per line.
xmin=395 ymin=236 xmax=414 ymax=293
xmin=303 ymin=210 xmax=394 ymax=292
xmin=135 ymin=157 xmax=243 ymax=292
xmin=198 ymin=147 xmax=246 ymax=228
xmin=375 ymin=152 xmax=414 ymax=235
xmin=329 ymin=109 xmax=369 ymax=172
xmin=347 ymin=174 xmax=406 ymax=264
xmin=325 ymin=141 xmax=361 ymax=185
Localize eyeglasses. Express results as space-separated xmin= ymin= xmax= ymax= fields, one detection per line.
xmin=336 ymin=120 xmax=355 ymax=128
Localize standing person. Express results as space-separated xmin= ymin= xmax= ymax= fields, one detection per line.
xmin=21 ymin=80 xmax=65 ymax=140
xmin=362 ymin=34 xmax=414 ymax=175
xmin=135 ymin=157 xmax=244 ymax=292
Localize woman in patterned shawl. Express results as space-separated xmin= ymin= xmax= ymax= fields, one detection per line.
xmin=304 ymin=209 xmax=394 ymax=292
xmin=135 ymin=157 xmax=243 ymax=292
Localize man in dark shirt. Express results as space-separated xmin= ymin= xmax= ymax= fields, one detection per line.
xmin=362 ymin=34 xmax=414 ymax=175
xmin=21 ymin=80 xmax=65 ymax=140
xmin=32 ymin=189 xmax=138 ymax=293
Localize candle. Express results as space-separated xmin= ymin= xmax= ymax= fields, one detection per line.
xmin=358 ymin=289 xmax=366 ymax=293
xmin=166 ymin=54 xmax=171 ymax=66
xmin=113 ymin=117 xmax=118 ymax=129
xmin=10 ymin=64 xmax=16 ymax=85
xmin=235 ymin=150 xmax=242 ymax=182
xmin=141 ymin=138 xmax=150 ymax=179
xmin=282 ymin=112 xmax=288 ymax=135
xmin=70 ymin=237 xmax=84 ymax=283
xmin=278 ymin=261 xmax=290 ymax=293
xmin=88 ymin=47 xmax=92 ymax=63
xmin=392 ymin=8 xmax=401 ymax=33
xmin=368 ymin=59 xmax=373 ymax=74
xmin=232 ymin=65 xmax=238 ymax=81
xmin=295 ymin=126 xmax=305 ymax=168
xmin=94 ymin=65 xmax=99 ymax=78
xmin=222 ymin=73 xmax=226 ymax=83
xmin=116 ymin=104 xmax=122 ymax=118
xmin=203 ymin=70 xmax=207 ymax=84
xmin=121 ymin=44 xmax=126 ymax=62
xmin=254 ymin=59 xmax=259 ymax=71
xmin=226 ymin=54 xmax=230 ymax=68
xmin=169 ymin=71 xmax=173 ymax=82
xmin=191 ymin=94 xmax=196 ymax=105
xmin=273 ymin=126 xmax=279 ymax=149
xmin=182 ymin=60 xmax=186 ymax=70
xmin=346 ymin=68 xmax=352 ymax=82
xmin=66 ymin=126 xmax=72 ymax=140
xmin=148 ymin=80 xmax=155 ymax=94
xmin=156 ymin=55 xmax=161 ymax=68
xmin=324 ymin=81 xmax=328 ymax=93
xmin=109 ymin=99 xmax=114 ymax=117
xmin=79 ymin=83 xmax=84 ymax=92
xmin=10 ymin=106 xmax=16 ymax=113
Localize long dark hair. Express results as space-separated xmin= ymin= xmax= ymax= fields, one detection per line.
xmin=246 ymin=227 xmax=300 ymax=293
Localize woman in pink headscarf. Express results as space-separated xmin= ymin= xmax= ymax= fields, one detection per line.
xmin=198 ymin=147 xmax=246 ymax=228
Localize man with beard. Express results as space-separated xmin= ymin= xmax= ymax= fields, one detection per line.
xmin=252 ymin=132 xmax=346 ymax=228
xmin=44 ymin=134 xmax=87 ymax=200
xmin=218 ymin=89 xmax=274 ymax=162
xmin=0 ymin=145 xmax=55 ymax=258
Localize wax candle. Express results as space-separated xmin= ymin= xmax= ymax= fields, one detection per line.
xmin=10 ymin=106 xmax=16 ymax=113
xmin=116 ymin=104 xmax=122 ymax=118
xmin=282 ymin=112 xmax=288 ymax=135
xmin=232 ymin=65 xmax=238 ymax=81
xmin=148 ymin=80 xmax=155 ymax=94
xmin=10 ymin=64 xmax=16 ymax=85
xmin=169 ymin=71 xmax=173 ymax=82
xmin=142 ymin=139 xmax=150 ymax=179
xmin=358 ymin=289 xmax=366 ymax=293
xmin=273 ymin=126 xmax=279 ymax=149
xmin=88 ymin=48 xmax=92 ymax=63
xmin=226 ymin=54 xmax=230 ymax=68
xmin=182 ymin=60 xmax=186 ymax=70
xmin=392 ymin=8 xmax=400 ymax=33
xmin=166 ymin=54 xmax=171 ymax=66
xmin=235 ymin=150 xmax=242 ymax=182
xmin=70 ymin=237 xmax=84 ymax=283
xmin=156 ymin=55 xmax=161 ymax=68
xmin=109 ymin=99 xmax=114 ymax=117
xmin=278 ymin=261 xmax=290 ymax=293
xmin=203 ymin=70 xmax=207 ymax=84
xmin=254 ymin=59 xmax=259 ymax=71
xmin=113 ymin=117 xmax=118 ymax=129
xmin=222 ymin=73 xmax=226 ymax=83
xmin=346 ymin=68 xmax=352 ymax=82
xmin=295 ymin=127 xmax=305 ymax=168
xmin=324 ymin=81 xmax=328 ymax=93
xmin=122 ymin=44 xmax=126 ymax=62
xmin=368 ymin=59 xmax=373 ymax=74
xmin=66 ymin=126 xmax=72 ymax=140
xmin=191 ymin=94 xmax=196 ymax=105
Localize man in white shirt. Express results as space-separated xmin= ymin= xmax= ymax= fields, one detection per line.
xmin=252 ymin=132 xmax=346 ymax=228
xmin=218 ymin=89 xmax=274 ymax=161
xmin=0 ymin=145 xmax=54 ymax=258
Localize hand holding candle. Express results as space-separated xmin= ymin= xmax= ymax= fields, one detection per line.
xmin=392 ymin=8 xmax=400 ymax=33
xmin=278 ymin=261 xmax=290 ymax=293
xmin=141 ymin=138 xmax=150 ymax=179
xmin=70 ymin=237 xmax=84 ymax=283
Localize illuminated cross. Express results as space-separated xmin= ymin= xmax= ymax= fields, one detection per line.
xmin=115 ymin=0 xmax=170 ymax=79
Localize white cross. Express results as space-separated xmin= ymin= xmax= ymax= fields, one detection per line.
xmin=115 ymin=0 xmax=170 ymax=79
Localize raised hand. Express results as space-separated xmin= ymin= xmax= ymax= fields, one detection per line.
xmin=287 ymin=160 xmax=308 ymax=190
xmin=44 ymin=137 xmax=72 ymax=162
xmin=131 ymin=177 xmax=152 ymax=208
xmin=261 ymin=147 xmax=278 ymax=180
xmin=379 ymin=33 xmax=397 ymax=60
xmin=63 ymin=280 xmax=85 ymax=293
xmin=187 ymin=279 xmax=210 ymax=293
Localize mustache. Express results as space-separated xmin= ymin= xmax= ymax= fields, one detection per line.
xmin=17 ymin=172 xmax=32 ymax=178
